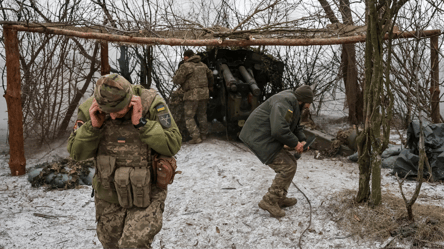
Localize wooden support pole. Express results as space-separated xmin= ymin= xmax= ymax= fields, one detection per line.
xmin=100 ymin=42 xmax=110 ymax=75
xmin=11 ymin=25 xmax=442 ymax=47
xmin=430 ymin=36 xmax=440 ymax=123
xmin=147 ymin=46 xmax=153 ymax=88
xmin=3 ymin=25 xmax=26 ymax=176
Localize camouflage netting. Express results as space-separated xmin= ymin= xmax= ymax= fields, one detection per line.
xmin=28 ymin=158 xmax=95 ymax=190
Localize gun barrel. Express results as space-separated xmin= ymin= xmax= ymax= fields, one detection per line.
xmin=220 ymin=64 xmax=237 ymax=91
xmin=239 ymin=66 xmax=261 ymax=96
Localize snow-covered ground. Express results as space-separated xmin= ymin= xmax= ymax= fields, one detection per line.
xmin=1 ymin=136 xmax=443 ymax=249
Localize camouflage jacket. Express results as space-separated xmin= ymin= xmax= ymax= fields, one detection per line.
xmin=173 ymin=55 xmax=214 ymax=101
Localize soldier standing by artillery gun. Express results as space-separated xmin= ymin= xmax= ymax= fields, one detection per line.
xmin=173 ymin=50 xmax=214 ymax=144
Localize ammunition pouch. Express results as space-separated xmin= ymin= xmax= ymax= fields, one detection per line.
xmin=95 ymin=155 xmax=152 ymax=208
xmin=114 ymin=167 xmax=133 ymax=209
xmin=152 ymin=154 xmax=177 ymax=190
xmin=95 ymin=155 xmax=117 ymax=189
xmin=130 ymin=167 xmax=151 ymax=208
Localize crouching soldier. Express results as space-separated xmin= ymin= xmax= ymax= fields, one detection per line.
xmin=239 ymin=85 xmax=314 ymax=218
xmin=68 ymin=74 xmax=182 ymax=248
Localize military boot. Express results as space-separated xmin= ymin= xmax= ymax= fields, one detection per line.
xmin=258 ymin=193 xmax=285 ymax=217
xmin=188 ymin=137 xmax=202 ymax=144
xmin=279 ymin=197 xmax=297 ymax=208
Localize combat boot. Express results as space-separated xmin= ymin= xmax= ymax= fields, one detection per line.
xmin=258 ymin=193 xmax=285 ymax=217
xmin=279 ymin=197 xmax=297 ymax=208
xmin=188 ymin=137 xmax=202 ymax=144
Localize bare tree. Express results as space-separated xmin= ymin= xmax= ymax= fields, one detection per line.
xmin=355 ymin=0 xmax=409 ymax=206
xmin=1 ymin=0 xmax=102 ymax=143
xmin=396 ymin=117 xmax=427 ymax=221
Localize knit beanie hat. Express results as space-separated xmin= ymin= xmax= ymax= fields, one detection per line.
xmin=294 ymin=85 xmax=314 ymax=103
xmin=184 ymin=50 xmax=195 ymax=57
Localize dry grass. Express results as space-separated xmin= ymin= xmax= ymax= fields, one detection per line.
xmin=326 ymin=189 xmax=444 ymax=246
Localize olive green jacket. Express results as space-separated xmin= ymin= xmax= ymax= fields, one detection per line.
xmin=67 ymin=86 xmax=182 ymax=161
xmin=239 ymin=90 xmax=306 ymax=164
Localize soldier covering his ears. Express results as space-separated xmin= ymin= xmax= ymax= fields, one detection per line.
xmin=68 ymin=74 xmax=182 ymax=248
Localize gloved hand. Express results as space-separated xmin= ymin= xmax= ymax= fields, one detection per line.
xmin=129 ymin=96 xmax=142 ymax=125
xmin=89 ymin=99 xmax=106 ymax=128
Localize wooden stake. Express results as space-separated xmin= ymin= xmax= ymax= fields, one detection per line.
xmin=3 ymin=25 xmax=26 ymax=176
xmin=430 ymin=36 xmax=440 ymax=123
xmin=100 ymin=42 xmax=110 ymax=75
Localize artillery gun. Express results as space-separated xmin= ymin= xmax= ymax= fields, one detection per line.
xmin=169 ymin=48 xmax=284 ymax=139
xmin=199 ymin=48 xmax=285 ymax=133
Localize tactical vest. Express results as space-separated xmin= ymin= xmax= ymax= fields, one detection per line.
xmin=94 ymin=89 xmax=156 ymax=209
xmin=97 ymin=117 xmax=150 ymax=168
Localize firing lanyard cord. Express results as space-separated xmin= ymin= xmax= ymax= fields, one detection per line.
xmin=228 ymin=141 xmax=313 ymax=249
xmin=291 ymin=181 xmax=312 ymax=249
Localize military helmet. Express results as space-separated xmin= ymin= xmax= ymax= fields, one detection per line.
xmin=94 ymin=74 xmax=133 ymax=113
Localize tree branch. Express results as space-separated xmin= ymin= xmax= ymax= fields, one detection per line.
xmin=232 ymin=0 xmax=281 ymax=32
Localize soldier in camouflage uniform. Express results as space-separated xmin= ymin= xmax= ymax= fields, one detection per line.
xmin=67 ymin=74 xmax=182 ymax=248
xmin=173 ymin=50 xmax=214 ymax=144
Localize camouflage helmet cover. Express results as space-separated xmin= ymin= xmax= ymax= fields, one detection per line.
xmin=94 ymin=74 xmax=133 ymax=113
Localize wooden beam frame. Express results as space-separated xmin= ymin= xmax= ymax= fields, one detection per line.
xmin=11 ymin=24 xmax=441 ymax=46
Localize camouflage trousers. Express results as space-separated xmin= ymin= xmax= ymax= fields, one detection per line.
xmin=265 ymin=149 xmax=297 ymax=199
xmin=184 ymin=100 xmax=208 ymax=139
xmin=95 ymin=185 xmax=168 ymax=249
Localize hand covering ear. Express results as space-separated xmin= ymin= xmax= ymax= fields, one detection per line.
xmin=89 ymin=99 xmax=106 ymax=128
xmin=129 ymin=96 xmax=143 ymax=126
